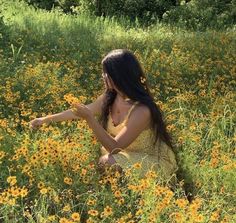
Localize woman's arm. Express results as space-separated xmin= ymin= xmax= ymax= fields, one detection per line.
xmin=30 ymin=93 xmax=105 ymax=129
xmin=85 ymin=104 xmax=151 ymax=154
xmin=43 ymin=109 xmax=80 ymax=124
xmin=45 ymin=93 xmax=105 ymax=124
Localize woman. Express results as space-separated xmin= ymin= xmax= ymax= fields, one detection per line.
xmin=30 ymin=49 xmax=178 ymax=185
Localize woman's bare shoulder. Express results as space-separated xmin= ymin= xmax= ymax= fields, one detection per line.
xmin=128 ymin=102 xmax=152 ymax=127
xmin=136 ymin=103 xmax=151 ymax=116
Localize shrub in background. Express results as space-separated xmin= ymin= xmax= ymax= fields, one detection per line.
xmin=0 ymin=2 xmax=10 ymax=46
xmin=163 ymin=0 xmax=236 ymax=30
xmin=97 ymin=0 xmax=176 ymax=24
xmin=24 ymin=0 xmax=236 ymax=29
xmin=26 ymin=0 xmax=59 ymax=10
xmin=25 ymin=0 xmax=176 ymax=24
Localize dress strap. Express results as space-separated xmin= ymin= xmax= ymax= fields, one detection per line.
xmin=123 ymin=101 xmax=139 ymax=124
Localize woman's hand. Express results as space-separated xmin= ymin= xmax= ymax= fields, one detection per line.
xmin=71 ymin=103 xmax=93 ymax=121
xmin=29 ymin=117 xmax=48 ymax=129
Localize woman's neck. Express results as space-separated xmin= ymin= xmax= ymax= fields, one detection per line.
xmin=116 ymin=92 xmax=135 ymax=105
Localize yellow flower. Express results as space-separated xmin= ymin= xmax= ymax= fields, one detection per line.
xmin=175 ymin=198 xmax=189 ymax=209
xmin=11 ymin=187 xmax=21 ymax=197
xmin=114 ymin=190 xmax=122 ymax=198
xmin=102 ymin=206 xmax=113 ymax=217
xmin=165 ymin=189 xmax=174 ymax=198
xmin=20 ymin=187 xmax=28 ymax=197
xmin=87 ymin=199 xmax=96 ymax=206
xmin=42 ymin=158 xmax=49 ymax=166
xmin=22 ymin=164 xmax=30 ymax=173
xmin=81 ymin=168 xmax=87 ymax=176
xmin=7 ymin=176 xmax=17 ymax=186
xmin=53 ymin=195 xmax=60 ymax=203
xmin=192 ymin=197 xmax=203 ymax=207
xmin=169 ymin=212 xmax=185 ymax=223
xmin=8 ymin=198 xmax=16 ymax=206
xmin=133 ymin=162 xmax=142 ymax=169
xmin=210 ymin=210 xmax=220 ymax=221
xmin=189 ymin=123 xmax=196 ymax=131
xmin=88 ymin=209 xmax=99 ymax=216
xmin=210 ymin=157 xmax=219 ymax=168
xmin=64 ymin=177 xmax=73 ymax=185
xmin=64 ymin=94 xmax=80 ymax=105
xmin=59 ymin=217 xmax=69 ymax=223
xmin=40 ymin=188 xmax=48 ymax=195
xmin=135 ymin=209 xmax=143 ymax=216
xmin=140 ymin=76 xmax=146 ymax=84
xmin=71 ymin=212 xmax=80 ymax=221
xmin=189 ymin=203 xmax=199 ymax=214
xmin=48 ymin=215 xmax=56 ymax=221
xmin=0 ymin=151 xmax=6 ymax=159
xmin=86 ymin=217 xmax=96 ymax=223
xmin=194 ymin=214 xmax=204 ymax=222
xmin=63 ymin=204 xmax=71 ymax=212
xmin=148 ymin=212 xmax=157 ymax=223
xmin=37 ymin=181 xmax=45 ymax=189
xmin=166 ymin=124 xmax=176 ymax=132
xmin=64 ymin=94 xmax=87 ymax=110
xmin=116 ymin=218 xmax=126 ymax=223
xmin=117 ymin=198 xmax=125 ymax=205
xmin=145 ymin=170 xmax=157 ymax=178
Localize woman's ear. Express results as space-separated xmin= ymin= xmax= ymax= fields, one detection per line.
xmin=107 ymin=76 xmax=115 ymax=90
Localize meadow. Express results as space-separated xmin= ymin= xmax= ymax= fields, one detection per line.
xmin=0 ymin=1 xmax=235 ymax=222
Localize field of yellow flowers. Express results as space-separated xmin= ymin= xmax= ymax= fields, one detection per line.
xmin=0 ymin=1 xmax=235 ymax=222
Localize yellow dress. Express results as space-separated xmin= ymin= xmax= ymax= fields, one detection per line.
xmin=100 ymin=101 xmax=179 ymax=184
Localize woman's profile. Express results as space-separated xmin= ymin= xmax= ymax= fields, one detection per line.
xmin=30 ymin=49 xmax=178 ymax=185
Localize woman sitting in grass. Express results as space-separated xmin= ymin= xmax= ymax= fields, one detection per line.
xmin=30 ymin=49 xmax=178 ymax=185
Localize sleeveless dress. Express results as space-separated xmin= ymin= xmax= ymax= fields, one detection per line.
xmin=100 ymin=101 xmax=179 ymax=184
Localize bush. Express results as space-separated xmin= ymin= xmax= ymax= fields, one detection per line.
xmin=24 ymin=0 xmax=236 ymax=29
xmin=86 ymin=0 xmax=176 ymax=25
xmin=24 ymin=0 xmax=94 ymax=14
xmin=163 ymin=0 xmax=236 ymax=30
xmin=0 ymin=2 xmax=10 ymax=49
xmin=123 ymin=0 xmax=175 ymax=21
xmin=26 ymin=0 xmax=59 ymax=10
xmin=24 ymin=0 xmax=176 ymax=24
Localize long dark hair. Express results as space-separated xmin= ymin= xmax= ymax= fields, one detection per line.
xmin=99 ymin=49 xmax=173 ymax=149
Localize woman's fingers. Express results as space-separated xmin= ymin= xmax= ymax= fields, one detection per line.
xmin=29 ymin=118 xmax=44 ymax=129
xmin=29 ymin=120 xmax=38 ymax=129
xmin=71 ymin=103 xmax=92 ymax=119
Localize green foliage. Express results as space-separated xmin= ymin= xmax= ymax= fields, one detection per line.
xmin=25 ymin=0 xmax=96 ymax=15
xmin=23 ymin=0 xmax=236 ymax=29
xmin=0 ymin=2 xmax=10 ymax=47
xmin=163 ymin=0 xmax=236 ymax=30
xmin=26 ymin=0 xmax=59 ymax=10
xmin=24 ymin=0 xmax=176 ymax=25
xmin=97 ymin=0 xmax=176 ymax=25
xmin=25 ymin=0 xmax=236 ymax=30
